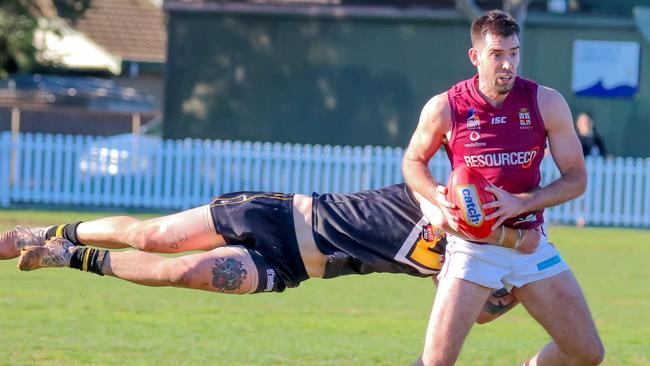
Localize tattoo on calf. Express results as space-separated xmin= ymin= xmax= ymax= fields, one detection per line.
xmin=211 ymin=258 xmax=248 ymax=292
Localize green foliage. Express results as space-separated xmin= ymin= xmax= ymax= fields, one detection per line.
xmin=0 ymin=0 xmax=91 ymax=78
xmin=0 ymin=7 xmax=37 ymax=77
xmin=0 ymin=210 xmax=649 ymax=365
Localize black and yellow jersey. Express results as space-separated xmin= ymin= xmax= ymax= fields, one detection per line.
xmin=312 ymin=184 xmax=446 ymax=279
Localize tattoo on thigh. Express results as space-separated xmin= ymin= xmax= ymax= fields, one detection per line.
xmin=166 ymin=226 xmax=188 ymax=249
xmin=211 ymin=258 xmax=248 ymax=292
xmin=484 ymin=288 xmax=516 ymax=315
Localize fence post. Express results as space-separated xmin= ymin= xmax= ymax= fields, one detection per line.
xmin=201 ymin=139 xmax=214 ymax=202
xmin=260 ymin=142 xmax=271 ymax=192
xmin=301 ymin=144 xmax=313 ymax=195
xmin=362 ymin=145 xmax=373 ymax=191
xmin=173 ymin=139 xmax=186 ymax=209
xmin=623 ymin=157 xmax=635 ymax=227
xmin=0 ymin=132 xmax=10 ymax=207
xmin=322 ymin=145 xmax=332 ymax=193
xmin=242 ymin=141 xmax=253 ymax=192
xmin=231 ymin=141 xmax=243 ymax=193
xmin=331 ymin=145 xmax=343 ymax=192
xmin=282 ymin=143 xmax=293 ymax=192
xmin=645 ymin=159 xmax=650 ymax=227
xmin=312 ymin=144 xmax=323 ymax=194
xmin=191 ymin=139 xmax=203 ymax=207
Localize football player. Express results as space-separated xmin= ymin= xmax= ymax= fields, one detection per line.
xmin=1 ymin=183 xmax=532 ymax=323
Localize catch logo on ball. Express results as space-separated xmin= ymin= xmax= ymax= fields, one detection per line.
xmin=447 ymin=165 xmax=496 ymax=239
xmin=456 ymin=185 xmax=485 ymax=227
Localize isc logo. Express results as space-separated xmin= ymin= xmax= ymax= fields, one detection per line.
xmin=491 ymin=116 xmax=507 ymax=124
xmin=456 ymin=185 xmax=484 ymax=227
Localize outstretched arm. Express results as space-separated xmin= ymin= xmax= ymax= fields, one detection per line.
xmin=403 ymin=93 xmax=458 ymax=229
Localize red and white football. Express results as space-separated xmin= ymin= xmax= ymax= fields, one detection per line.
xmin=446 ymin=165 xmax=496 ymax=240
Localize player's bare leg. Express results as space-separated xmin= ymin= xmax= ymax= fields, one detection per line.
xmin=75 ymin=205 xmax=222 ymax=253
xmin=514 ymin=271 xmax=604 ymax=366
xmin=19 ymin=239 xmax=260 ymax=294
xmin=102 ymin=246 xmax=259 ymax=293
xmin=430 ymin=277 xmax=519 ymax=324
xmin=416 ymin=277 xmax=492 ymax=366
xmin=476 ymin=287 xmax=518 ymax=324
xmin=1 ymin=205 xmax=223 ymax=259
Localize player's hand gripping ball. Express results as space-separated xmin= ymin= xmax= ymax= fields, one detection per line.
xmin=446 ymin=166 xmax=497 ymax=240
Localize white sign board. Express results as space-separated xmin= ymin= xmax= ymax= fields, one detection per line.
xmin=572 ymin=40 xmax=639 ymax=98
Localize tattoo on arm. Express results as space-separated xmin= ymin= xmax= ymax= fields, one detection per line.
xmin=484 ymin=288 xmax=517 ymax=316
xmin=211 ymin=257 xmax=247 ymax=292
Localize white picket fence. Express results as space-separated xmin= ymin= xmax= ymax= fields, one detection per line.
xmin=1 ymin=132 xmax=649 ymax=228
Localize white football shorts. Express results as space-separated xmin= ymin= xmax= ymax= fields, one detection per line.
xmin=438 ymin=229 xmax=569 ymax=291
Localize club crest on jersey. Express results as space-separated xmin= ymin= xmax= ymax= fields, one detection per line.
xmin=456 ymin=185 xmax=485 ymax=227
xmin=422 ymin=224 xmax=445 ymax=244
xmin=466 ymin=109 xmax=481 ymax=129
xmin=519 ymin=108 xmax=531 ymax=127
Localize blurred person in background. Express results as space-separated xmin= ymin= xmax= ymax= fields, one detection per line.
xmin=575 ymin=112 xmax=607 ymax=158
xmin=574 ymin=112 xmax=608 ymax=227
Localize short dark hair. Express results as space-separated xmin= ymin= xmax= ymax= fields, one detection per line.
xmin=471 ymin=10 xmax=520 ymax=47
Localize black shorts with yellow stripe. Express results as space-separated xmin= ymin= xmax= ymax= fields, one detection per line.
xmin=209 ymin=191 xmax=308 ymax=292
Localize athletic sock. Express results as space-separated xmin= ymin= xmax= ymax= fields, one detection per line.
xmin=45 ymin=222 xmax=84 ymax=245
xmin=69 ymin=247 xmax=107 ymax=276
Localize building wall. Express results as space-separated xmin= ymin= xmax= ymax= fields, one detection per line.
xmin=0 ymin=107 xmax=157 ymax=136
xmin=524 ymin=19 xmax=650 ymax=158
xmin=164 ymin=6 xmax=650 ymax=157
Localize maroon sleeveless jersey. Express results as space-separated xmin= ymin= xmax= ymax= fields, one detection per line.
xmin=445 ymin=75 xmax=546 ymax=229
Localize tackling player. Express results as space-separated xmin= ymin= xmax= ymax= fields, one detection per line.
xmin=1 ymin=184 xmax=532 ymax=323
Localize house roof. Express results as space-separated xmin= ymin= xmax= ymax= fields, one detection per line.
xmin=74 ymin=0 xmax=167 ymax=63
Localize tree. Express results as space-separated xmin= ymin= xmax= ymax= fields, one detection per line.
xmin=0 ymin=0 xmax=92 ymax=78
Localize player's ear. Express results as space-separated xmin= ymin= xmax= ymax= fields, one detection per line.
xmin=469 ymin=47 xmax=480 ymax=67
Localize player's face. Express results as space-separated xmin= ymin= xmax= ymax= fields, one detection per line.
xmin=472 ymin=33 xmax=520 ymax=96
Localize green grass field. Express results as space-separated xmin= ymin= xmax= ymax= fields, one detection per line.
xmin=1 ymin=210 xmax=649 ymax=366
